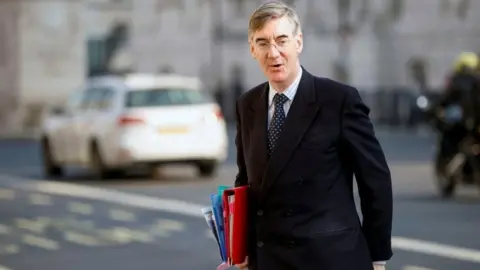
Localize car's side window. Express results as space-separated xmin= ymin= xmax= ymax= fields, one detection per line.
xmin=79 ymin=89 xmax=97 ymax=111
xmin=78 ymin=86 xmax=115 ymax=112
xmin=66 ymin=90 xmax=86 ymax=113
xmin=97 ymin=88 xmax=116 ymax=111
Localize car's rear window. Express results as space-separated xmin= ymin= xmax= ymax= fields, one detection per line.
xmin=125 ymin=88 xmax=212 ymax=107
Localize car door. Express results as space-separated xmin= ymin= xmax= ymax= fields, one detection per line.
xmin=90 ymin=87 xmax=119 ymax=166
xmin=52 ymin=89 xmax=84 ymax=165
xmin=68 ymin=88 xmax=98 ymax=165
xmin=73 ymin=87 xmax=116 ymax=166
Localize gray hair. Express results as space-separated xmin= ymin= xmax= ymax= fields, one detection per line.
xmin=248 ymin=1 xmax=302 ymax=41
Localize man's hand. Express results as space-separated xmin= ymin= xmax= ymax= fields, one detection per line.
xmin=235 ymin=256 xmax=249 ymax=270
xmin=373 ymin=263 xmax=386 ymax=270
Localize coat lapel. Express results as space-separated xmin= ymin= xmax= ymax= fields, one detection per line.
xmin=247 ymin=83 xmax=269 ymax=189
xmin=260 ymin=69 xmax=323 ymax=199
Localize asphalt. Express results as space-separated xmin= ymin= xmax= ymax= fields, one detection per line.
xmin=0 ymin=125 xmax=479 ymax=270
xmin=0 ymin=187 xmax=219 ymax=270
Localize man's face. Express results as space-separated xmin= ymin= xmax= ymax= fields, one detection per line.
xmin=250 ymin=16 xmax=303 ymax=85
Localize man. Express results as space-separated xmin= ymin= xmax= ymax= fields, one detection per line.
xmin=233 ymin=2 xmax=393 ymax=270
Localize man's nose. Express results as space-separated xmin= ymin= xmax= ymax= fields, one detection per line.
xmin=267 ymin=44 xmax=281 ymax=58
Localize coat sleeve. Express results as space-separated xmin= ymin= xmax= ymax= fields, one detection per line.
xmin=235 ymin=100 xmax=248 ymax=187
xmin=341 ymin=87 xmax=393 ymax=261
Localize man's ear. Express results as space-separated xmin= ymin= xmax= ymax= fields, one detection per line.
xmin=296 ymin=32 xmax=303 ymax=54
xmin=250 ymin=42 xmax=256 ymax=59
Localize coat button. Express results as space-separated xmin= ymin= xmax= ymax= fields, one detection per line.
xmin=296 ymin=178 xmax=304 ymax=185
xmin=285 ymin=210 xmax=293 ymax=217
xmin=257 ymin=209 xmax=264 ymax=216
xmin=257 ymin=241 xmax=264 ymax=248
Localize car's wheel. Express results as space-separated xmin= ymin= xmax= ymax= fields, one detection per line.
xmin=90 ymin=142 xmax=109 ymax=180
xmin=41 ymin=138 xmax=63 ymax=178
xmin=196 ymin=160 xmax=218 ymax=178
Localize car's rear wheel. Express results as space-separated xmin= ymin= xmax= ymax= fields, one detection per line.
xmin=41 ymin=138 xmax=63 ymax=178
xmin=196 ymin=160 xmax=218 ymax=178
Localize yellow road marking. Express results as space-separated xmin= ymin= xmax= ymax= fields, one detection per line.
xmin=103 ymin=227 xmax=134 ymax=244
xmin=50 ymin=217 xmax=94 ymax=231
xmin=149 ymin=218 xmax=185 ymax=237
xmin=0 ymin=265 xmax=13 ymax=270
xmin=109 ymin=209 xmax=136 ymax=222
xmin=0 ymin=188 xmax=14 ymax=200
xmin=64 ymin=231 xmax=102 ymax=247
xmin=68 ymin=202 xmax=93 ymax=215
xmin=99 ymin=227 xmax=154 ymax=244
xmin=29 ymin=193 xmax=52 ymax=205
xmin=22 ymin=234 xmax=59 ymax=250
xmin=0 ymin=244 xmax=20 ymax=255
xmin=15 ymin=217 xmax=50 ymax=234
xmin=128 ymin=229 xmax=153 ymax=243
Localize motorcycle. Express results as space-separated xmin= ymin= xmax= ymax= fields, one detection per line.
xmin=430 ymin=104 xmax=480 ymax=198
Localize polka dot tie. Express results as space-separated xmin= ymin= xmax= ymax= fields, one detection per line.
xmin=267 ymin=93 xmax=289 ymax=156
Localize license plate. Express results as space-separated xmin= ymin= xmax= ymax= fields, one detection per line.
xmin=158 ymin=126 xmax=189 ymax=134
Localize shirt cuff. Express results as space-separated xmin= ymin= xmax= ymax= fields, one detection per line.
xmin=373 ymin=261 xmax=387 ymax=265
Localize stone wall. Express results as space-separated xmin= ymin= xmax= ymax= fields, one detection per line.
xmin=0 ymin=0 xmax=86 ymax=133
xmin=0 ymin=1 xmax=20 ymax=131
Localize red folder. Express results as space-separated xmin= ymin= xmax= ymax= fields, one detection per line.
xmin=222 ymin=186 xmax=249 ymax=265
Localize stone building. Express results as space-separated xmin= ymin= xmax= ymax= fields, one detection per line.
xmin=126 ymin=0 xmax=480 ymax=92
xmin=0 ymin=0 xmax=85 ymax=132
xmin=0 ymin=0 xmax=479 ymax=131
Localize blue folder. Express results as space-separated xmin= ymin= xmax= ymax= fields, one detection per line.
xmin=211 ymin=193 xmax=227 ymax=262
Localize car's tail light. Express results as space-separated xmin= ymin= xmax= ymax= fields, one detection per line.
xmin=202 ymin=107 xmax=224 ymax=124
xmin=213 ymin=107 xmax=223 ymax=120
xmin=117 ymin=115 xmax=144 ymax=126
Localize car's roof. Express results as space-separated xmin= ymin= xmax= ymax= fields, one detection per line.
xmin=88 ymin=73 xmax=202 ymax=91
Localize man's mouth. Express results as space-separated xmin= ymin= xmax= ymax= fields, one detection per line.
xmin=271 ymin=64 xmax=282 ymax=68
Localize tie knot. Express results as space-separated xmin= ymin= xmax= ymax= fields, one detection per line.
xmin=273 ymin=93 xmax=289 ymax=106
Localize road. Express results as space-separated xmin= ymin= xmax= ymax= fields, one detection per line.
xmin=0 ymin=126 xmax=479 ymax=270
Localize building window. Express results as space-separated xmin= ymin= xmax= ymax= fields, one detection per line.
xmin=87 ymin=38 xmax=107 ymax=76
xmin=86 ymin=23 xmax=129 ymax=77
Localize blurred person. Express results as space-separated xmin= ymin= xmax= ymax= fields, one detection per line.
xmin=233 ymin=2 xmax=393 ymax=270
xmin=430 ymin=52 xmax=480 ymax=194
xmin=433 ymin=52 xmax=480 ymax=158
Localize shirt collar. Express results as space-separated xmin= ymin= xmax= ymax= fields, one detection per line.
xmin=268 ymin=67 xmax=303 ymax=107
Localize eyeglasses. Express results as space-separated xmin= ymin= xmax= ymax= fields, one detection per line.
xmin=254 ymin=37 xmax=292 ymax=53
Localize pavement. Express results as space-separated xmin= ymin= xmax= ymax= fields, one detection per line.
xmin=0 ymin=125 xmax=479 ymax=270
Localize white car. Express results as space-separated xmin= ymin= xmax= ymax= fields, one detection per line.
xmin=40 ymin=73 xmax=228 ymax=179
